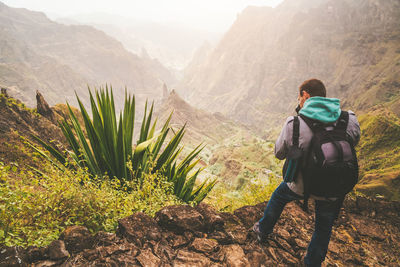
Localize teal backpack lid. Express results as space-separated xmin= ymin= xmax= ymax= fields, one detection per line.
xmin=299 ymin=96 xmax=341 ymax=123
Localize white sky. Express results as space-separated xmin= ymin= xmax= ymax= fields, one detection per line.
xmin=1 ymin=0 xmax=284 ymax=32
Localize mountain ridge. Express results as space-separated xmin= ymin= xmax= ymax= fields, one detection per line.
xmin=0 ymin=1 xmax=175 ymax=108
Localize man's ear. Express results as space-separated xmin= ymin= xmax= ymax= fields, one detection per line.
xmin=303 ymin=91 xmax=311 ymax=100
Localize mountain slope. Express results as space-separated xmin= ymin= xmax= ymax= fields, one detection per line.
xmin=178 ymin=0 xmax=400 ymax=129
xmin=156 ymin=91 xmax=281 ymax=198
xmin=156 ymin=90 xmax=248 ymax=146
xmin=0 ymin=2 xmax=175 ymax=107
xmin=356 ymin=109 xmax=400 ymax=200
xmin=0 ymin=90 xmax=67 ymax=168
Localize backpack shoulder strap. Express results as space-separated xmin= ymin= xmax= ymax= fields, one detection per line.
xmin=293 ymin=116 xmax=310 ymax=211
xmin=299 ymin=114 xmax=316 ymax=131
xmin=297 ymin=114 xmax=314 ymax=213
xmin=293 ymin=116 xmax=300 ymax=147
xmin=336 ymin=111 xmax=349 ymax=131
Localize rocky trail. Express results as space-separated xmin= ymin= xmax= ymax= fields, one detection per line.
xmin=1 ymin=196 xmax=399 ymax=267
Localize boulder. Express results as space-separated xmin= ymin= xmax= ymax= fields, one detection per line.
xmin=26 ymin=246 xmax=48 ymax=263
xmin=225 ymin=226 xmax=248 ymax=245
xmin=189 ymin=238 xmax=219 ymax=254
xmin=246 ymin=251 xmax=273 ymax=266
xmin=83 ymin=243 xmax=138 ymax=261
xmin=207 ymin=230 xmax=233 ymax=245
xmin=92 ymin=231 xmax=119 ymax=247
xmin=218 ymin=212 xmax=241 ymax=228
xmin=117 ymin=212 xmax=161 ymax=246
xmin=152 ymin=240 xmax=176 ymax=262
xmin=165 ymin=233 xmax=190 ymax=249
xmin=59 ymin=225 xmax=93 ymax=254
xmin=223 ymin=244 xmax=249 ymax=267
xmin=155 ymin=205 xmax=205 ymax=234
xmin=47 ymin=240 xmax=69 ymax=260
xmin=195 ymin=203 xmax=224 ymax=231
xmin=233 ymin=202 xmax=265 ymax=228
xmin=136 ymin=248 xmax=161 ymax=267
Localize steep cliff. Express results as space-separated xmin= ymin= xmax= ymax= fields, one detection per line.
xmin=179 ymin=0 xmax=400 ymax=129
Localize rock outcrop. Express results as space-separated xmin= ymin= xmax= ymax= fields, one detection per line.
xmin=0 ymin=92 xmax=66 ymax=167
xmin=1 ymin=196 xmax=399 ymax=266
xmin=36 ymin=90 xmax=56 ymax=123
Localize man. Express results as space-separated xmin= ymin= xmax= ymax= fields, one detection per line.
xmin=253 ymin=79 xmax=360 ymax=267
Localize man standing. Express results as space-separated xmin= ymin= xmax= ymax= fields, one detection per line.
xmin=253 ymin=79 xmax=360 ymax=267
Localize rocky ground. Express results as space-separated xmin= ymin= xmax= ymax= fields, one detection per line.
xmin=1 ymin=196 xmax=399 ymax=267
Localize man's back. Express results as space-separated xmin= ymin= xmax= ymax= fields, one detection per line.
xmin=274 ymin=97 xmax=361 ymax=197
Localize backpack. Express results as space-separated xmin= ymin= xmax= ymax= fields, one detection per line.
xmin=294 ymin=111 xmax=359 ymax=211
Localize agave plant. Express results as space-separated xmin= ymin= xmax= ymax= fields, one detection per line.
xmin=31 ymin=86 xmax=216 ymax=204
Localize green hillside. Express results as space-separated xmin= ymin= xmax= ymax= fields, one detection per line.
xmin=356 ymin=109 xmax=400 ymax=200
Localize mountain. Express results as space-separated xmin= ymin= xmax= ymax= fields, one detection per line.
xmin=178 ymin=0 xmax=400 ymax=129
xmin=0 ymin=2 xmax=176 ymax=108
xmin=157 ymin=90 xmax=249 ymax=146
xmin=57 ymin=14 xmax=222 ymax=72
xmin=155 ymin=91 xmax=283 ymax=207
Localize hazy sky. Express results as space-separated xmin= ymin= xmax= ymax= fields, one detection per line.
xmin=2 ymin=0 xmax=284 ymax=32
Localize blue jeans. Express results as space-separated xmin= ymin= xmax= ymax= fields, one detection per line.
xmin=258 ymin=182 xmax=343 ymax=267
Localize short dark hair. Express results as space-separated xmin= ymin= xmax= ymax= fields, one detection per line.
xmin=299 ymin=79 xmax=326 ymax=97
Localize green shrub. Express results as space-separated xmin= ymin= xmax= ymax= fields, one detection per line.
xmin=0 ymin=161 xmax=181 ymax=247
xmin=206 ymin=172 xmax=280 ymax=212
xmin=31 ymin=86 xmax=216 ymax=204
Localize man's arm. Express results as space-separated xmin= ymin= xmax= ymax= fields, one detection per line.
xmin=347 ymin=111 xmax=361 ymax=146
xmin=274 ymin=116 xmax=294 ymax=160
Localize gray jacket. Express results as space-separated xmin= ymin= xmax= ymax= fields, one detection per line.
xmin=275 ymin=111 xmax=361 ymax=198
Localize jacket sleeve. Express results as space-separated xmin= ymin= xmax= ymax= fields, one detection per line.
xmin=347 ymin=110 xmax=361 ymax=146
xmin=274 ymin=116 xmax=294 ymax=160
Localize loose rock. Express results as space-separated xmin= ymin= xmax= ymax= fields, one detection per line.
xmin=223 ymin=244 xmax=249 ymax=267
xmin=117 ymin=212 xmax=161 ymax=246
xmin=155 ymin=205 xmax=205 ymax=233
xmin=173 ymin=250 xmax=212 ymax=267
xmin=59 ymin=226 xmax=93 ymax=254
xmin=47 ymin=240 xmax=69 ymax=260
xmin=190 ymin=238 xmax=219 ymax=254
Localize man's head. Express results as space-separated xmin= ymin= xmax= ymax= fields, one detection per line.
xmin=298 ymin=79 xmax=326 ymax=108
